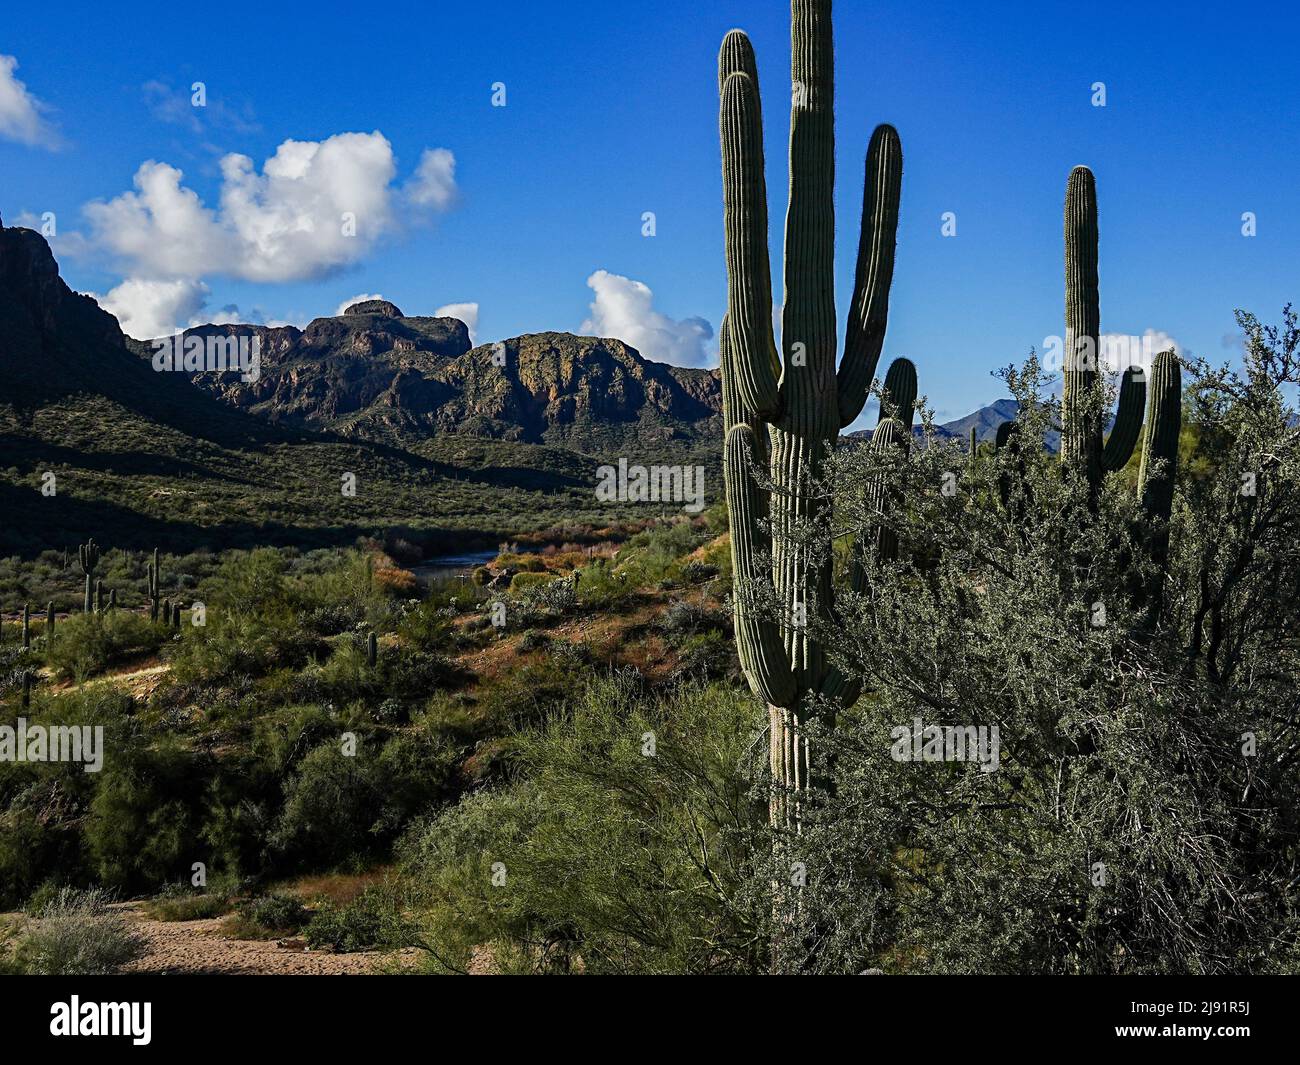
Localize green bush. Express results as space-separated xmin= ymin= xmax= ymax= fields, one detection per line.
xmin=270 ymin=732 xmax=456 ymax=872
xmin=224 ymin=893 xmax=310 ymax=939
xmin=398 ymin=675 xmax=767 ymax=974
xmin=143 ymin=888 xmax=231 ymax=922
xmin=43 ymin=611 xmax=166 ymax=682
xmin=304 ymin=885 xmax=412 ymax=952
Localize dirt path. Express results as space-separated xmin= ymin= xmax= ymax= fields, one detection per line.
xmin=116 ymin=904 xmax=417 ymax=975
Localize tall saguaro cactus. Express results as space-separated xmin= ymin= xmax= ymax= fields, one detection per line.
xmin=719 ymin=0 xmax=905 ymax=822
xmin=78 ymin=539 xmax=101 ymax=615
xmin=1136 ymin=349 xmax=1183 ymax=615
xmin=1061 ymin=166 xmax=1146 ymax=500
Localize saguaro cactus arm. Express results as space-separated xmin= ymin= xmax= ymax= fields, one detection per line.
xmin=724 ymin=424 xmax=797 ymax=707
xmin=1101 ymin=366 xmax=1147 ymax=472
xmin=720 ymin=70 xmax=781 ymax=420
xmin=838 ymin=125 xmax=904 ymax=428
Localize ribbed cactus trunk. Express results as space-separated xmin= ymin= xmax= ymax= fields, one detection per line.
xmin=22 ymin=603 xmax=30 ymax=649
xmin=1137 ymin=350 xmax=1182 ymax=619
xmin=1061 ymin=167 xmax=1146 ymax=503
xmin=719 ymin=0 xmax=904 ymax=828
xmin=46 ymin=602 xmax=55 ymax=637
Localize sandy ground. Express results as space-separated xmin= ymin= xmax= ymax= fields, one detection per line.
xmin=114 ymin=904 xmax=418 ymax=975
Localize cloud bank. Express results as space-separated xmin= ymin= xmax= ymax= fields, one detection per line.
xmin=580 ymin=270 xmax=713 ymax=367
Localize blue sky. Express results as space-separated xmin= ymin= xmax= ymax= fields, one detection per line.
xmin=2 ymin=0 xmax=1297 ymax=423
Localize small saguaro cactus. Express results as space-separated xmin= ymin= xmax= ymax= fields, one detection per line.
xmin=47 ymin=602 xmax=55 ymax=636
xmin=969 ymin=425 xmax=978 ymax=458
xmin=95 ymin=579 xmax=105 ymax=614
xmin=718 ymin=1 xmax=907 ymax=822
xmin=172 ymin=602 xmax=182 ymax=630
xmin=367 ymin=632 xmax=378 ymax=669
xmin=22 ymin=603 xmax=30 ymax=649
xmin=78 ymin=538 xmax=101 ymax=614
xmin=109 ymin=589 xmax=117 ymax=612
xmin=1061 ymin=166 xmax=1147 ymax=502
xmin=146 ymin=548 xmax=161 ymax=622
xmin=163 ymin=600 xmax=172 ymax=626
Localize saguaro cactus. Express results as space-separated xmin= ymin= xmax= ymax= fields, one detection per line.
xmin=47 ymin=601 xmax=55 ymax=637
xmin=22 ymin=603 xmax=30 ymax=649
xmin=95 ymin=579 xmax=105 ymax=614
xmin=1061 ymin=166 xmax=1146 ymax=501
xmin=367 ymin=632 xmax=378 ymax=669
xmin=146 ymin=548 xmax=161 ymax=622
xmin=719 ymin=1 xmax=905 ymax=821
xmin=1136 ymin=349 xmax=1183 ymax=615
xmin=78 ymin=539 xmax=101 ymax=614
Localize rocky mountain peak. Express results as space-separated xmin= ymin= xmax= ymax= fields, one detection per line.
xmin=343 ymin=299 xmax=404 ymax=318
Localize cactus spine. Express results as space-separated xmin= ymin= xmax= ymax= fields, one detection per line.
xmin=1061 ymin=166 xmax=1146 ymax=501
xmin=78 ymin=539 xmax=100 ymax=614
xmin=147 ymin=548 xmax=161 ymax=622
xmin=719 ymin=1 xmax=905 ymax=821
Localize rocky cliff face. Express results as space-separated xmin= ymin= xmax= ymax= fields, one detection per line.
xmin=141 ymin=306 xmax=722 ymax=454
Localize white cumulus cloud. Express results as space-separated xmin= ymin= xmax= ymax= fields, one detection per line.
xmin=1100 ymin=328 xmax=1182 ymax=376
xmin=406 ymin=148 xmax=458 ymax=210
xmin=0 ymin=54 xmax=57 ymax=147
xmin=580 ymin=270 xmax=713 ymax=367
xmin=82 ymin=133 xmax=458 ymax=283
xmin=434 ymin=301 xmax=479 ymax=343
xmin=90 ymin=278 xmax=211 ymax=340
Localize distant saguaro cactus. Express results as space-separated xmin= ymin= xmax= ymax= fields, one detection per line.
xmin=969 ymin=426 xmax=978 ymax=458
xmin=78 ymin=539 xmax=101 ymax=614
xmin=718 ymin=1 xmax=907 ymax=822
xmin=1061 ymin=166 xmax=1146 ymax=502
xmin=109 ymin=589 xmax=117 ymax=612
xmin=367 ymin=632 xmax=378 ymax=669
xmin=22 ymin=603 xmax=30 ymax=649
xmin=95 ymin=579 xmax=105 ymax=614
xmin=47 ymin=602 xmax=55 ymax=637
xmin=146 ymin=548 xmax=161 ymax=622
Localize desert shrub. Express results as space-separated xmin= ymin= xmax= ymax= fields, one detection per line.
xmin=510 ymin=571 xmax=555 ymax=592
xmin=43 ymin=611 xmax=165 ymax=682
xmin=575 ymin=559 xmax=636 ymax=609
xmin=143 ymin=886 xmax=231 ymax=922
xmin=85 ymin=737 xmax=207 ymax=893
xmin=656 ymin=599 xmax=728 ymax=640
xmin=495 ymin=552 xmax=547 ymax=573
xmin=304 ymin=884 xmax=412 ymax=952
xmin=516 ymin=630 xmax=550 ymax=654
xmin=372 ymin=564 xmax=418 ymax=596
xmin=13 ymin=887 xmax=145 ymax=975
xmin=399 ymin=675 xmax=767 ymax=974
xmin=224 ymin=893 xmax=309 ymax=939
xmin=270 ymin=731 xmax=457 ymax=872
xmin=471 ymin=566 xmax=491 ymax=586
